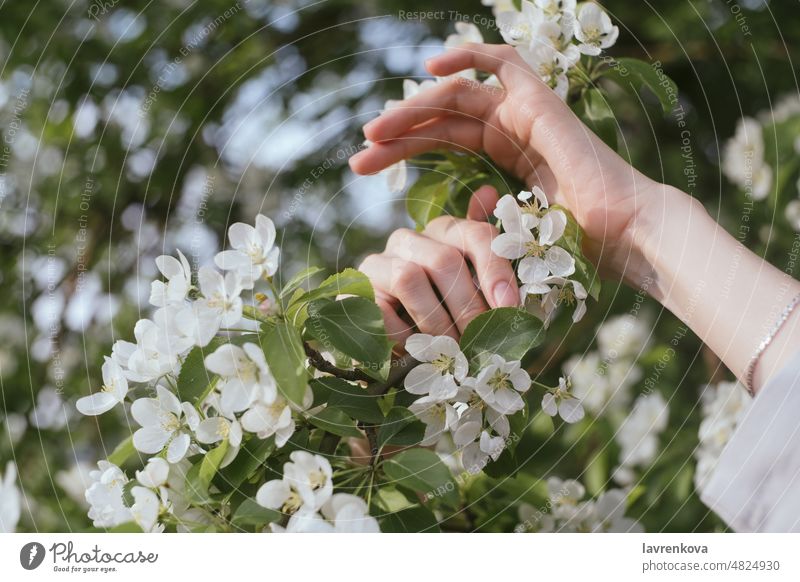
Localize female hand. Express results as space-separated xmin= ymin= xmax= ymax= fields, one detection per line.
xmin=358 ymin=185 xmax=518 ymax=348
xmin=350 ymin=43 xmax=669 ymax=283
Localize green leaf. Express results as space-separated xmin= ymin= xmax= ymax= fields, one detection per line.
xmin=121 ymin=480 xmax=136 ymax=509
xmin=176 ymin=340 xmax=223 ymax=404
xmin=287 ymin=268 xmax=375 ymax=324
xmin=459 ymin=307 xmax=545 ymax=369
xmin=382 ymin=448 xmax=458 ymax=506
xmin=380 ymin=506 xmax=441 ymax=532
xmin=296 ymin=268 xmax=374 ymax=303
xmin=406 ymin=171 xmax=452 ymax=229
xmin=259 ymin=321 xmax=309 ymax=406
xmin=107 ymin=436 xmax=136 ymax=467
xmin=279 ymin=266 xmax=326 ymax=299
xmin=231 ymin=499 xmax=281 ymax=529
xmin=585 ymin=449 xmax=608 ymax=496
xmin=602 ymin=57 xmax=677 ymax=114
xmin=216 ymin=436 xmax=275 ymax=491
xmin=310 ymin=377 xmax=384 ymax=424
xmin=308 ymin=407 xmax=363 ymax=438
xmin=377 ymin=406 xmax=425 ymax=448
xmin=305 ymin=297 xmax=392 ymax=381
xmin=578 ymin=88 xmax=617 ymax=151
xmin=186 ymin=441 xmax=229 ymax=504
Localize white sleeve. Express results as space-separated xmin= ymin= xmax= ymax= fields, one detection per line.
xmin=700 ymin=349 xmax=800 ymax=532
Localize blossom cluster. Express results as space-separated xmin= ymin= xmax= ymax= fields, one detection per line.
xmin=492 ymin=189 xmax=587 ymax=324
xmin=563 ymin=314 xmax=648 ymax=416
xmin=255 ymin=452 xmax=380 ymax=533
xmin=560 ymin=314 xmax=671 ymax=485
xmin=495 ymin=0 xmax=619 ymax=99
xmin=722 ymin=117 xmax=773 ymax=201
xmin=722 ymin=94 xmax=800 ymax=229
xmin=82 ymin=457 xmax=217 ymax=533
xmin=73 ymin=214 xmax=316 ymax=531
xmin=515 ymin=477 xmax=642 ymax=532
xmin=404 ymin=332 xmax=583 ymax=473
xmin=693 ymin=380 xmax=750 ymax=492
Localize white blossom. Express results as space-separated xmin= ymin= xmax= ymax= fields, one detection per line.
xmin=409 ymin=395 xmax=459 ymax=446
xmin=722 ymin=117 xmax=772 ymax=200
xmin=614 ymin=391 xmax=668 ymax=484
xmin=518 ymin=477 xmax=643 ymax=532
xmin=590 ymin=489 xmax=643 ymax=532
xmin=135 ymin=457 xmax=171 ymax=489
xmin=492 ymin=192 xmax=570 ymax=267
xmin=517 ymin=43 xmax=571 ymax=100
xmin=29 ymin=386 xmax=71 ymax=429
xmin=0 ymin=462 xmax=21 ymax=532
xmin=596 ymin=314 xmax=650 ymax=360
xmin=131 ymin=385 xmax=200 ymax=463
xmin=445 ymin=22 xmax=484 ymax=49
xmin=130 ymin=486 xmax=162 ymax=533
xmin=240 ymin=396 xmax=296 ymax=447
xmin=176 ymin=268 xmax=244 ymax=347
xmin=125 ymin=318 xmax=183 ymax=382
xmin=256 ymin=451 xmax=333 ymax=514
xmin=214 ymin=214 xmax=280 ymax=287
xmin=204 ymin=342 xmax=276 ymax=413
xmin=539 ymin=277 xmax=588 ymax=324
xmin=195 ymin=414 xmax=243 ymax=467
xmin=474 ymin=354 xmax=531 ymax=415
xmin=149 ymin=250 xmax=192 ymax=307
xmin=321 ymin=494 xmax=381 ymax=533
xmin=542 ymin=377 xmax=585 ymax=423
xmin=2 ymin=413 xmax=27 ymax=445
xmin=573 ymin=2 xmax=619 ymax=56
xmin=404 ymin=334 xmax=468 ymax=401
xmin=56 ymin=462 xmax=92 ymax=507
xmin=786 ymin=198 xmax=800 ymax=231
xmin=85 ymin=461 xmax=133 ymax=528
xmin=482 ymin=0 xmax=517 ymax=18
xmin=76 ymin=356 xmax=129 ymax=416
xmin=694 ymin=381 xmax=750 ymax=491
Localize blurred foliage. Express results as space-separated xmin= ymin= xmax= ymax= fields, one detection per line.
xmin=0 ymin=0 xmax=797 ymax=532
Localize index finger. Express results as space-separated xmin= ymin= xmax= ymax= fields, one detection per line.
xmin=425 ymin=43 xmax=538 ymax=88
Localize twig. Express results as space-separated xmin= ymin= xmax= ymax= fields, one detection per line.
xmin=303 ymin=343 xmax=373 ymax=383
xmin=364 ymin=425 xmax=379 ymax=467
xmin=366 ymin=353 xmax=417 ymax=396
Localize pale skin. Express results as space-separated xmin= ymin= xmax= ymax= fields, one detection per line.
xmin=350 ymin=43 xmax=800 ymax=396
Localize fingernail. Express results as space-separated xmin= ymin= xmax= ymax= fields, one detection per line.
xmin=493 ymin=281 xmax=519 ymax=308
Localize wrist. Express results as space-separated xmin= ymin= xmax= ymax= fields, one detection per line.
xmin=625 ymin=183 xmax=710 ymax=300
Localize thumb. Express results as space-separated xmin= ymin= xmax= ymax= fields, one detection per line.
xmin=467 ymin=185 xmax=500 ymax=221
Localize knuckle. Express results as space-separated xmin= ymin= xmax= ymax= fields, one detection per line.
xmin=420 ymin=308 xmax=454 ymax=334
xmin=425 ymin=215 xmax=457 ymax=234
xmin=387 ymin=228 xmax=415 ymax=251
xmin=454 ymin=301 xmax=486 ymax=326
xmin=429 ymin=246 xmax=463 ymax=274
xmin=358 ymin=254 xmax=380 ymax=272
xmin=467 ymin=220 xmax=499 ymax=241
xmin=391 ymin=259 xmax=426 ymax=295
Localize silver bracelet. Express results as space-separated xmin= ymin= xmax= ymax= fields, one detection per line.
xmin=744 ymin=291 xmax=800 ymax=396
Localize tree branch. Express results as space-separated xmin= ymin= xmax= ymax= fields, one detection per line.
xmin=366 ymin=353 xmax=417 ymax=396
xmin=303 ymin=343 xmax=374 ymax=383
